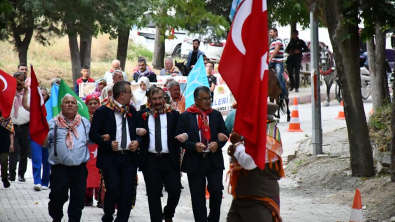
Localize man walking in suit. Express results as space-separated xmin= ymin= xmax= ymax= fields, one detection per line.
xmin=176 ymin=86 xmax=228 ymax=222
xmin=137 ymin=86 xmax=181 ymax=222
xmin=89 ymin=81 xmax=141 ymax=222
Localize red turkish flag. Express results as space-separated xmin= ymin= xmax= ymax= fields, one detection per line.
xmin=0 ymin=69 xmax=17 ymax=118
xmin=218 ymin=0 xmax=269 ymax=169
xmin=29 ymin=65 xmax=49 ymax=145
xmin=86 ymin=143 xmax=100 ymax=188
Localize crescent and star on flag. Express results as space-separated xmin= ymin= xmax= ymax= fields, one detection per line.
xmin=0 ymin=75 xmax=8 ymax=92
xmin=231 ymin=0 xmax=268 ymax=81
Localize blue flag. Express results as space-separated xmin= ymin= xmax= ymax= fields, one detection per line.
xmin=229 ymin=0 xmax=242 ymax=21
xmin=45 ymin=83 xmax=59 ymax=122
xmin=184 ymin=56 xmax=209 ymax=108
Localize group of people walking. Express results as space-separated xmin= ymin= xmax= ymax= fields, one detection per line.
xmin=0 ymin=47 xmax=285 ymax=221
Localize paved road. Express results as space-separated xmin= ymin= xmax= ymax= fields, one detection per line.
xmin=0 ymin=98 xmax=374 ymax=222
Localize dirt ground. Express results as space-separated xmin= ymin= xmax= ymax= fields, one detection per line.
xmin=286 ymin=153 xmax=395 ymax=221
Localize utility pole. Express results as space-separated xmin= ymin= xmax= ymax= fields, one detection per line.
xmin=310 ymin=3 xmax=323 ymax=155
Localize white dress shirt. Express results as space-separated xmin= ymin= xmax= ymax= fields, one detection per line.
xmin=196 ymin=114 xmax=211 ymax=153
xmin=148 ymin=114 xmax=169 ymax=153
xmin=10 ymin=91 xmax=30 ymax=125
xmin=234 ymin=144 xmax=257 ymax=170
xmin=114 ymin=100 xmax=131 ymax=150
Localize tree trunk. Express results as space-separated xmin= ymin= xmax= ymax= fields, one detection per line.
xmin=391 ymin=103 xmax=395 ymax=181
xmin=152 ymin=25 xmax=165 ymax=69
xmin=368 ymin=23 xmax=389 ymax=110
xmin=10 ymin=12 xmax=34 ymax=65
xmin=117 ymin=26 xmax=130 ymax=71
xmin=79 ymin=27 xmax=93 ymax=68
xmin=323 ymin=0 xmax=374 ymax=177
xmin=290 ymin=21 xmax=297 ymax=38
xmin=68 ymin=34 xmax=81 ymax=89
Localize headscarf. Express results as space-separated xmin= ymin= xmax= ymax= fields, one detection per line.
xmin=134 ymin=77 xmax=150 ymax=110
xmin=85 ymin=94 xmax=100 ymax=105
xmin=95 ymin=78 xmax=107 ymax=89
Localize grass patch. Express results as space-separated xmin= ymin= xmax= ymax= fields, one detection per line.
xmin=0 ymin=34 xmax=154 ymax=89
xmin=368 ymin=103 xmax=392 ymax=152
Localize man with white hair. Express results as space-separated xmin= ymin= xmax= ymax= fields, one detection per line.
xmin=103 ymin=60 xmax=128 ymax=84
xmin=160 ymin=57 xmax=182 ymax=76
xmin=168 ymin=81 xmax=185 ymax=113
xmin=46 ymin=94 xmax=91 ymax=222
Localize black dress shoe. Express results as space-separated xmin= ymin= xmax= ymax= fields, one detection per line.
xmin=295 ymin=89 xmax=299 ymax=92
xmin=18 ymin=175 xmax=26 ymax=182
xmin=289 ymin=87 xmax=294 ymax=91
xmin=2 ymin=179 xmax=10 ymax=188
xmin=8 ymin=175 xmax=15 ymax=182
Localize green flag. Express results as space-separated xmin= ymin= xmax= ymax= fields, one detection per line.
xmin=54 ymin=79 xmax=90 ymax=119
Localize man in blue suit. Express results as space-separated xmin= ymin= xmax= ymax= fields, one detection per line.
xmin=89 ymin=81 xmax=141 ymax=222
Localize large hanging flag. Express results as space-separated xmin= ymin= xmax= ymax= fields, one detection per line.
xmin=29 ymin=65 xmax=49 ymax=145
xmin=0 ymin=69 xmax=17 ymax=118
xmin=218 ymin=0 xmax=269 ymax=170
xmin=184 ymin=56 xmax=209 ymax=108
xmin=46 ymin=79 xmax=90 ymax=120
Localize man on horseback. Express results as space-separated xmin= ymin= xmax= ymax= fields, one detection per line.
xmin=285 ymin=30 xmax=308 ymax=92
xmin=269 ymin=28 xmax=287 ymax=100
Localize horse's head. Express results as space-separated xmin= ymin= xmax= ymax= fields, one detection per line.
xmin=175 ymin=60 xmax=187 ymax=75
xmin=320 ymin=47 xmax=330 ymax=66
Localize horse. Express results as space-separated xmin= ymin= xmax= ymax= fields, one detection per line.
xmin=319 ymin=46 xmax=336 ymax=106
xmin=175 ymin=60 xmax=190 ymax=76
xmin=268 ymin=68 xmax=291 ymax=122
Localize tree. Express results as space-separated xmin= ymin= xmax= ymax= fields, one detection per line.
xmin=360 ymin=1 xmax=395 ymax=110
xmin=321 ymin=0 xmax=374 ymax=177
xmin=145 ymin=0 xmax=229 ymax=69
xmin=0 ymin=0 xmax=60 ymax=64
xmin=99 ymin=0 xmax=148 ymax=71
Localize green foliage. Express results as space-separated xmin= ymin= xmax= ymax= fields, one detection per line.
xmin=368 ymin=103 xmax=392 ymax=152
xmin=267 ymin=0 xmax=312 ymax=28
xmin=143 ymin=0 xmax=230 ymax=40
xmin=127 ymin=44 xmax=153 ymax=61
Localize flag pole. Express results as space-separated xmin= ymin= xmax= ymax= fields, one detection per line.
xmin=310 ymin=3 xmax=323 ymax=155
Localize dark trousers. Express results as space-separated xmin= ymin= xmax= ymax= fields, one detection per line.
xmin=9 ymin=124 xmax=29 ymax=177
xmin=143 ymin=153 xmax=181 ymax=222
xmin=48 ymin=163 xmax=88 ymax=222
xmin=0 ymin=153 xmax=9 ymax=181
xmin=226 ymin=199 xmax=274 ymax=222
xmin=287 ymin=58 xmax=302 ymax=89
xmin=187 ymin=155 xmax=223 ymax=222
xmin=102 ymin=153 xmax=137 ymax=222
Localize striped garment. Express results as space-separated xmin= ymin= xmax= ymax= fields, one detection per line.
xmin=0 ymin=116 xmax=14 ymax=134
xmin=269 ymin=37 xmax=284 ymax=63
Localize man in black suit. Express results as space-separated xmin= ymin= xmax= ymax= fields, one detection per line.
xmin=137 ymin=87 xmax=181 ymax=222
xmin=176 ymin=86 xmax=228 ymax=222
xmin=89 ymin=81 xmax=141 ymax=222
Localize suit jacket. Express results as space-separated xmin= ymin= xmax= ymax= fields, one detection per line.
xmin=176 ymin=110 xmax=228 ymax=173
xmin=89 ymin=105 xmax=141 ymax=171
xmin=137 ymin=109 xmax=181 ymax=171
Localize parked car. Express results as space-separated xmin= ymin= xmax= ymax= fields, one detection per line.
xmin=180 ymin=34 xmax=226 ymax=63
xmin=130 ymin=24 xmax=187 ymax=57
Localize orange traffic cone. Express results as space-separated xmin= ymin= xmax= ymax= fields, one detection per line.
xmin=287 ymin=97 xmax=303 ymax=132
xmin=205 ymin=186 xmax=210 ymax=199
xmin=369 ymin=107 xmax=374 ymax=114
xmin=336 ymin=100 xmax=346 ymax=120
xmin=349 ymin=188 xmax=363 ymax=222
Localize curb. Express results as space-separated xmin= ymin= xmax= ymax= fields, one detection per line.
xmin=289 ymin=92 xmax=336 ymax=105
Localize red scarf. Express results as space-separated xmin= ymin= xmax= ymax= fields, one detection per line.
xmin=55 ymin=113 xmax=82 ymax=150
xmin=186 ymin=104 xmax=213 ymax=141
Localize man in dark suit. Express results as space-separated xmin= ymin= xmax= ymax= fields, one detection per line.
xmin=137 ymin=86 xmax=181 ymax=222
xmin=176 ymin=86 xmax=228 ymax=222
xmin=89 ymin=81 xmax=141 ymax=222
